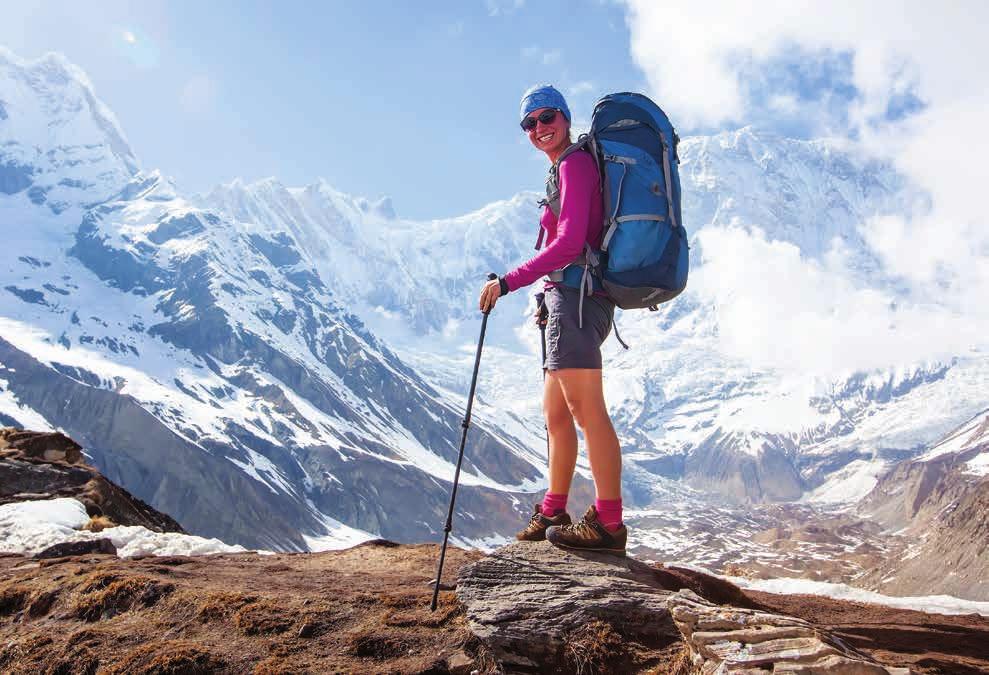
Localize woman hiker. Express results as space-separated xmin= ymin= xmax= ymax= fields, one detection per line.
xmin=477 ymin=84 xmax=626 ymax=556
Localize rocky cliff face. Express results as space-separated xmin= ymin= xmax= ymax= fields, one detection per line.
xmin=856 ymin=411 xmax=989 ymax=600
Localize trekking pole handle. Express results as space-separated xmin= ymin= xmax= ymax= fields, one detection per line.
xmin=487 ymin=272 xmax=497 ymax=281
xmin=535 ymin=292 xmax=548 ymax=327
xmin=482 ymin=272 xmax=498 ymax=316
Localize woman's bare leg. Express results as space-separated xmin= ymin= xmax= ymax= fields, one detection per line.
xmin=543 ymin=373 xmax=578 ymax=496
xmin=551 ymin=368 xmax=621 ymax=500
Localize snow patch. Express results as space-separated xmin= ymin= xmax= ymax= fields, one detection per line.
xmin=727 ymin=574 xmax=989 ymax=617
xmin=802 ymin=459 xmax=887 ymax=504
xmin=964 ymin=452 xmax=989 ymax=477
xmin=0 ymin=497 xmax=248 ymax=557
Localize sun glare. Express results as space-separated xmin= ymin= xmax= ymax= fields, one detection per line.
xmin=123 ymin=31 xmax=137 ymax=44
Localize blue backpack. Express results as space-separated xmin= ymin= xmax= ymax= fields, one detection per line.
xmin=540 ymin=92 xmax=688 ymax=314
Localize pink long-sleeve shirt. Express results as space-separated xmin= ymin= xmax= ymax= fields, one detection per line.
xmin=503 ymin=150 xmax=604 ymax=292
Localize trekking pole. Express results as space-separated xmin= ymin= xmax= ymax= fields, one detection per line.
xmin=430 ymin=272 xmax=497 ymax=612
xmin=535 ymin=292 xmax=550 ymax=462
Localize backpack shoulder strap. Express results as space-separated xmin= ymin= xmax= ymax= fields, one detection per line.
xmin=543 ymin=137 xmax=594 ymax=218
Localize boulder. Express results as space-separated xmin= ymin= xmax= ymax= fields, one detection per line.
xmin=34 ymin=538 xmax=117 ymax=559
xmin=0 ymin=429 xmax=82 ymax=464
xmin=456 ymin=541 xmax=679 ymax=671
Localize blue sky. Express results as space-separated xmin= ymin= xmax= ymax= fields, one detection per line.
xmin=3 ymin=2 xmax=935 ymax=220
xmin=3 ymin=1 xmax=652 ymax=218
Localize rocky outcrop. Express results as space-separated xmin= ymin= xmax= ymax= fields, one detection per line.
xmin=456 ymin=541 xmax=680 ymax=671
xmin=0 ymin=428 xmax=183 ymax=534
xmin=0 ymin=428 xmax=82 ymax=463
xmin=455 ymin=542 xmax=932 ymax=674
xmin=669 ymin=589 xmax=909 ymax=674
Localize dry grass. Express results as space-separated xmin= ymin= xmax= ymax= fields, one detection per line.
xmin=0 ymin=545 xmax=494 ymax=674
xmin=82 ymin=515 xmax=116 ymax=532
xmin=42 ymin=643 xmax=101 ymax=675
xmin=345 ymin=628 xmax=411 ymax=659
xmin=233 ymin=599 xmax=294 ymax=636
xmin=671 ymin=645 xmax=693 ymax=675
xmin=0 ymin=586 xmax=29 ymax=616
xmin=102 ymin=640 xmax=225 ymax=675
xmin=195 ymin=591 xmax=258 ymax=623
xmin=72 ymin=572 xmax=174 ymax=622
xmin=565 ymin=620 xmax=632 ymax=675
xmin=648 ymin=642 xmax=693 ymax=675
xmin=383 ymin=592 xmax=462 ymax=628
xmin=27 ymin=588 xmax=60 ymax=617
xmin=453 ymin=625 xmax=500 ymax=674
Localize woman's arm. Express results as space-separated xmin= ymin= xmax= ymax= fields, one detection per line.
xmin=502 ymin=151 xmax=598 ymax=292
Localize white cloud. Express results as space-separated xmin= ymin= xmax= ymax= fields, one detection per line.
xmin=623 ymin=1 xmax=989 ymax=373
xmin=692 ymin=226 xmax=983 ymax=376
xmin=178 ymin=74 xmax=216 ymax=115
xmin=622 ymin=2 xmax=987 ymax=130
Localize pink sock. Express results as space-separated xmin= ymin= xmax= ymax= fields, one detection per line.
xmin=541 ymin=492 xmax=568 ymax=517
xmin=595 ymin=498 xmax=623 ymax=531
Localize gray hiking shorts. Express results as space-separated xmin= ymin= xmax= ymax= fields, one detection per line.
xmin=544 ymin=285 xmax=615 ymax=371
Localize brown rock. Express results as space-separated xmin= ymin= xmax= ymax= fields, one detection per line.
xmin=0 ymin=429 xmax=82 ymax=464
xmin=446 ymin=649 xmax=474 ymax=674
xmin=456 ymin=541 xmax=679 ymax=671
xmin=34 ymin=539 xmax=117 ymax=560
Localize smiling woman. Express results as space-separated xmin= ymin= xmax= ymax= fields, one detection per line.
xmin=478 ymin=84 xmax=626 ymax=556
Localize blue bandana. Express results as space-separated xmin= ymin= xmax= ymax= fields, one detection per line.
xmin=519 ymin=84 xmax=571 ymax=122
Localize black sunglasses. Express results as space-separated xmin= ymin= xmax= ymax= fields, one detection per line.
xmin=520 ymin=109 xmax=559 ymax=131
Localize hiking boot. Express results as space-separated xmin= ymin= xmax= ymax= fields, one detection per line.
xmin=516 ymin=504 xmax=572 ymax=542
xmin=546 ymin=505 xmax=627 ymax=556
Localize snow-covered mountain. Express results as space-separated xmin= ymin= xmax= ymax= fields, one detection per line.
xmin=200 ymin=123 xmax=989 ymax=510
xmin=2 ymin=48 xmax=987 ymax=563
xmin=0 ymin=48 xmax=546 ymax=550
xmin=0 ymin=48 xmax=136 ymax=211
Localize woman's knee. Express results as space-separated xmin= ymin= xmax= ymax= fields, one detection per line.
xmin=566 ymin=396 xmax=609 ymax=431
xmin=544 ymin=399 xmax=574 ymax=433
